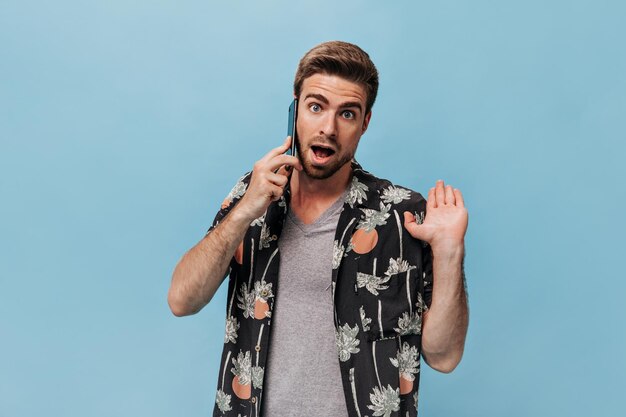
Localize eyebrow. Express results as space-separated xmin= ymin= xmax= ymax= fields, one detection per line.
xmin=303 ymin=93 xmax=363 ymax=113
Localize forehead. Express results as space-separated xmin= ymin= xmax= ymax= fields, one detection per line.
xmin=300 ymin=73 xmax=367 ymax=106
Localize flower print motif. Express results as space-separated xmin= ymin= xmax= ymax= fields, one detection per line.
xmin=259 ymin=223 xmax=277 ymax=249
xmin=416 ymin=292 xmax=428 ymax=313
xmin=384 ymin=257 xmax=416 ymax=277
xmin=359 ymin=306 xmax=372 ymax=332
xmin=351 ymin=202 xmax=391 ymax=255
xmin=336 ymin=323 xmax=361 ymax=362
xmin=229 ymin=176 xmax=248 ymax=200
xmin=345 ymin=176 xmax=369 ymax=208
xmin=414 ymin=210 xmax=425 ymax=225
xmin=251 ymin=366 xmax=264 ymax=389
xmin=215 ymin=389 xmax=232 ymax=413
xmin=224 ymin=315 xmax=240 ymax=344
xmin=253 ymin=280 xmax=273 ymax=320
xmin=231 ymin=351 xmax=252 ymax=384
xmin=254 ymin=280 xmax=274 ymax=301
xmin=381 ymin=185 xmax=411 ymax=205
xmin=390 ymin=342 xmax=420 ymax=395
xmin=367 ymin=385 xmax=400 ymax=417
xmin=358 ymin=202 xmax=391 ymax=231
xmin=394 ymin=311 xmax=422 ymax=336
xmin=231 ymin=351 xmax=252 ymax=399
xmin=356 ymin=272 xmax=390 ymax=296
xmin=414 ymin=391 xmax=419 ymax=412
xmin=250 ymin=213 xmax=265 ymax=227
xmin=223 ymin=175 xmax=248 ymax=207
xmin=236 ymin=283 xmax=255 ymax=319
xmin=332 ymin=240 xmax=345 ymax=270
xmin=390 ymin=342 xmax=420 ymax=381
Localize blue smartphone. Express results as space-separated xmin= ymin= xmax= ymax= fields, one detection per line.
xmin=287 ymin=99 xmax=298 ymax=156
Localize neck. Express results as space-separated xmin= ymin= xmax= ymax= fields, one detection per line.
xmin=289 ymin=162 xmax=352 ymax=224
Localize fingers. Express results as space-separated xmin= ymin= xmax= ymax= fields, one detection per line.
xmin=445 ymin=185 xmax=455 ymax=205
xmin=260 ymin=138 xmax=303 ymax=175
xmin=266 ymin=154 xmax=302 ymax=172
xmin=403 ymin=211 xmax=416 ymax=225
xmin=427 ymin=187 xmax=436 ymax=210
xmin=403 ymin=211 xmax=426 ymax=241
xmin=266 ymin=171 xmax=289 ymax=187
xmin=403 ymin=211 xmax=420 ymax=235
xmin=275 ymin=164 xmax=292 ymax=178
xmin=268 ymin=184 xmax=285 ymax=202
xmin=435 ymin=180 xmax=445 ymax=207
xmin=263 ymin=136 xmax=293 ymax=161
xmin=434 ymin=180 xmax=461 ymax=206
xmin=454 ymin=188 xmax=465 ymax=208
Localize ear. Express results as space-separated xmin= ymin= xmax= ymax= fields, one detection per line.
xmin=361 ymin=111 xmax=372 ymax=134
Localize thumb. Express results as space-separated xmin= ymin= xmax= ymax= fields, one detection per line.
xmin=403 ymin=211 xmax=428 ymax=241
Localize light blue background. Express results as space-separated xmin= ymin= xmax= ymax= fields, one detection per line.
xmin=2 ymin=1 xmax=624 ymax=416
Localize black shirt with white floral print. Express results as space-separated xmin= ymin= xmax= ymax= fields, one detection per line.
xmin=211 ymin=161 xmax=433 ymax=417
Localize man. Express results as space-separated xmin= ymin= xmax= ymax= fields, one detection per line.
xmin=168 ymin=41 xmax=468 ymax=417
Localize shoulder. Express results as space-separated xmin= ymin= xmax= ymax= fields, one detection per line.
xmin=353 ymin=163 xmax=426 ymax=212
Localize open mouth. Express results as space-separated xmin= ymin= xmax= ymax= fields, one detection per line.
xmin=311 ymin=145 xmax=336 ymax=160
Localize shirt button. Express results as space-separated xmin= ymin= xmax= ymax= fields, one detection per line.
xmin=255 ymin=345 xmax=261 ymax=352
xmin=251 ymin=397 xmax=257 ymax=404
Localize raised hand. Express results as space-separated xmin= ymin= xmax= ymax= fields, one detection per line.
xmin=403 ymin=180 xmax=468 ymax=252
xmin=237 ymin=136 xmax=302 ymax=222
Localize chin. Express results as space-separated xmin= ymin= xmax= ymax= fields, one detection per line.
xmin=305 ymin=167 xmax=336 ymax=180
xmin=302 ymin=159 xmax=351 ymax=180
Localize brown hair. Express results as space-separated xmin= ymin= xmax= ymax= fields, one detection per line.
xmin=293 ymin=41 xmax=379 ymax=114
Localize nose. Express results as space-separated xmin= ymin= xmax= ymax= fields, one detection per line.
xmin=319 ymin=113 xmax=337 ymax=139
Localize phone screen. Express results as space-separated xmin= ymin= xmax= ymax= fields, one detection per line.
xmin=287 ymin=99 xmax=298 ymax=156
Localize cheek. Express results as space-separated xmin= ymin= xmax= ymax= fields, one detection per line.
xmin=296 ymin=114 xmax=315 ymax=136
xmin=341 ymin=123 xmax=362 ymax=140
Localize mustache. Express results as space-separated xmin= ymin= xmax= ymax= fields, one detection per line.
xmin=299 ymin=136 xmax=339 ymax=149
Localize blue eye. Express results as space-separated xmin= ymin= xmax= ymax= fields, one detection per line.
xmin=310 ymin=104 xmax=321 ymax=112
xmin=342 ymin=110 xmax=355 ymax=119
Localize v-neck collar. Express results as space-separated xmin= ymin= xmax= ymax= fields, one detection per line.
xmin=286 ymin=189 xmax=347 ymax=234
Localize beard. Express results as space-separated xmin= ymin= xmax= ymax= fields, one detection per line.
xmin=296 ymin=136 xmax=355 ymax=180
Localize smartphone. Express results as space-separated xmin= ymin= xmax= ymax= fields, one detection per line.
xmin=287 ymin=99 xmax=298 ymax=156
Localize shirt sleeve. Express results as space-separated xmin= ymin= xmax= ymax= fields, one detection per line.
xmin=205 ymin=171 xmax=252 ymax=236
xmin=414 ymin=194 xmax=433 ymax=308
xmin=203 ymin=172 xmax=252 ymax=281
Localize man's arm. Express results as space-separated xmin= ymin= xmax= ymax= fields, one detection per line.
xmin=420 ymin=243 xmax=468 ymax=373
xmin=403 ymin=180 xmax=469 ymax=373
xmin=167 ymin=137 xmax=301 ymax=317
xmin=168 ymin=203 xmax=254 ymax=316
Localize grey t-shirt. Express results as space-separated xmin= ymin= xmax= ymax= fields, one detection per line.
xmin=261 ymin=195 xmax=348 ymax=416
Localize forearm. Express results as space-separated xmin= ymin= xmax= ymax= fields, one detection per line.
xmin=421 ymin=243 xmax=468 ymax=373
xmin=168 ymin=138 xmax=299 ymax=316
xmin=168 ymin=205 xmax=252 ymax=316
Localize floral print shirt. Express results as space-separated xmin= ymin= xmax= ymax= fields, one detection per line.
xmin=210 ymin=161 xmax=433 ymax=417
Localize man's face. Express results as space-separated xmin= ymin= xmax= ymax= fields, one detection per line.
xmin=295 ymin=73 xmax=371 ymax=180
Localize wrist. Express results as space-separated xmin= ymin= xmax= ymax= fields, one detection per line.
xmin=430 ymin=240 xmax=465 ymax=260
xmin=229 ymin=202 xmax=257 ymax=226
